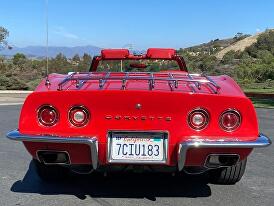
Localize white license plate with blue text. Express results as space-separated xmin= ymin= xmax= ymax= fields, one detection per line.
xmin=109 ymin=132 xmax=167 ymax=163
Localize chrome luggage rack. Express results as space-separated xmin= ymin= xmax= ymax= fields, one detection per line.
xmin=57 ymin=72 xmax=221 ymax=94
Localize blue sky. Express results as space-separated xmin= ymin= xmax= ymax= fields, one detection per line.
xmin=1 ymin=0 xmax=274 ymax=49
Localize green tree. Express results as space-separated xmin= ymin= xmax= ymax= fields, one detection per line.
xmin=51 ymin=53 xmax=70 ymax=73
xmin=0 ymin=56 xmax=4 ymax=63
xmin=221 ymin=51 xmax=236 ymax=64
xmin=256 ymin=50 xmax=273 ymax=64
xmin=55 ymin=53 xmax=67 ymax=63
xmin=78 ymin=53 xmax=92 ymax=71
xmin=234 ymin=32 xmax=243 ymax=39
xmin=0 ymin=26 xmax=9 ymax=50
xmin=72 ymin=54 xmax=80 ymax=63
xmin=52 ymin=53 xmax=68 ymax=68
xmin=148 ymin=62 xmax=160 ymax=72
xmin=82 ymin=53 xmax=92 ymax=64
xmin=12 ymin=53 xmax=27 ymax=66
xmin=198 ymin=55 xmax=217 ymax=72
xmin=246 ymin=30 xmax=274 ymax=56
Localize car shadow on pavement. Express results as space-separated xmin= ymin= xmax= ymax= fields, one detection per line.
xmin=11 ymin=161 xmax=212 ymax=201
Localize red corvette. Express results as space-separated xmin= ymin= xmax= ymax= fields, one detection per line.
xmin=7 ymin=48 xmax=271 ymax=184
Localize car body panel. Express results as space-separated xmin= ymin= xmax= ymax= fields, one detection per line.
xmin=6 ymin=48 xmax=271 ymax=171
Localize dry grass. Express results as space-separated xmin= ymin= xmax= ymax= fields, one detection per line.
xmin=215 ymin=33 xmax=260 ymax=59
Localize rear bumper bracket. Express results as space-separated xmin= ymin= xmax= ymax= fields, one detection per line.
xmin=6 ymin=130 xmax=98 ymax=170
xmin=177 ymin=133 xmax=271 ymax=171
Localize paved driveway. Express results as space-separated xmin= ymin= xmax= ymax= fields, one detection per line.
xmin=0 ymin=105 xmax=273 ymax=206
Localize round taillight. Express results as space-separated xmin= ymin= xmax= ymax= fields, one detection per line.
xmin=220 ymin=110 xmax=241 ymax=131
xmin=38 ymin=105 xmax=58 ymax=126
xmin=69 ymin=106 xmax=89 ymax=127
xmin=188 ymin=109 xmax=209 ymax=130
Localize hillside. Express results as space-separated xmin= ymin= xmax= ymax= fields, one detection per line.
xmin=177 ymin=29 xmax=274 ymax=94
xmin=215 ymin=33 xmax=260 ymax=59
xmin=182 ymin=33 xmax=251 ymax=56
xmin=183 ymin=30 xmax=274 ymax=60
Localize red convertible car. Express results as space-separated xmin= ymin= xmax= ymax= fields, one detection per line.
xmin=7 ymin=48 xmax=271 ymax=184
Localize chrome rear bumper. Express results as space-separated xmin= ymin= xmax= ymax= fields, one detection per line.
xmin=6 ymin=130 xmax=98 ymax=169
xmin=178 ymin=133 xmax=272 ymax=171
xmin=7 ymin=130 xmax=271 ymax=172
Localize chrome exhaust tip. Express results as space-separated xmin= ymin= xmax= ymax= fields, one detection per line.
xmin=205 ymin=154 xmax=239 ymax=168
xmin=37 ymin=150 xmax=70 ymax=165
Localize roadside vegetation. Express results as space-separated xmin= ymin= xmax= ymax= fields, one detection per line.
xmin=0 ymin=26 xmax=274 ymax=98
xmin=249 ymin=97 xmax=274 ymax=109
xmin=178 ymin=30 xmax=274 ymax=94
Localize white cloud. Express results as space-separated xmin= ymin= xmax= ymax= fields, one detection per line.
xmin=53 ymin=26 xmax=79 ymax=39
xmin=256 ymin=28 xmax=261 ymax=33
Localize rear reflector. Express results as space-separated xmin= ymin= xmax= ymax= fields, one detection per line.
xmin=38 ymin=105 xmax=58 ymax=126
xmin=188 ymin=108 xmax=209 ymax=130
xmin=69 ymin=106 xmax=90 ymax=127
xmin=220 ymin=110 xmax=241 ymax=132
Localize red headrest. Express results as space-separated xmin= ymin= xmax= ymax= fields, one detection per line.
xmin=146 ymin=48 xmax=175 ymax=59
xmin=101 ymin=49 xmax=130 ymax=59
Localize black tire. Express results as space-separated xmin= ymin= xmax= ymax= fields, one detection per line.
xmin=33 ymin=159 xmax=69 ymax=182
xmin=209 ymin=158 xmax=247 ymax=185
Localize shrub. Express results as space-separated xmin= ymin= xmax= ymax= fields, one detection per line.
xmin=0 ymin=74 xmax=29 ymax=90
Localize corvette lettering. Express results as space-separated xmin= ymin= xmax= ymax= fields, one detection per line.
xmin=105 ymin=115 xmax=172 ymax=121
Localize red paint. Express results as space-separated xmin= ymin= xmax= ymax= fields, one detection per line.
xmin=19 ymin=48 xmax=259 ymax=167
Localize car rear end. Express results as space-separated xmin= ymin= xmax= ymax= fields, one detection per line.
xmin=7 ymin=72 xmax=271 ymax=184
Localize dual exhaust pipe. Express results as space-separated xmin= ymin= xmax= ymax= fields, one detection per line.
xmin=37 ymin=151 xmax=70 ymax=165
xmin=205 ymin=154 xmax=240 ymax=168
xmin=37 ymin=150 xmax=240 ymax=169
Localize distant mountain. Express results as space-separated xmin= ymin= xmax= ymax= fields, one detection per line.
xmin=0 ymin=45 xmax=102 ymax=58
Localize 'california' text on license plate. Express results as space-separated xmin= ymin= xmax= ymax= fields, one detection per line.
xmin=108 ymin=132 xmax=167 ymax=163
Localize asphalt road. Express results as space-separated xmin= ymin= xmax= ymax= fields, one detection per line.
xmin=0 ymin=105 xmax=273 ymax=206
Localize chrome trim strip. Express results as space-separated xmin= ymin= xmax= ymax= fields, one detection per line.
xmin=6 ymin=130 xmax=98 ymax=170
xmin=177 ymin=133 xmax=272 ymax=171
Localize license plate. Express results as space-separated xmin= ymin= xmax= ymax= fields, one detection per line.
xmin=108 ymin=132 xmax=167 ymax=163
